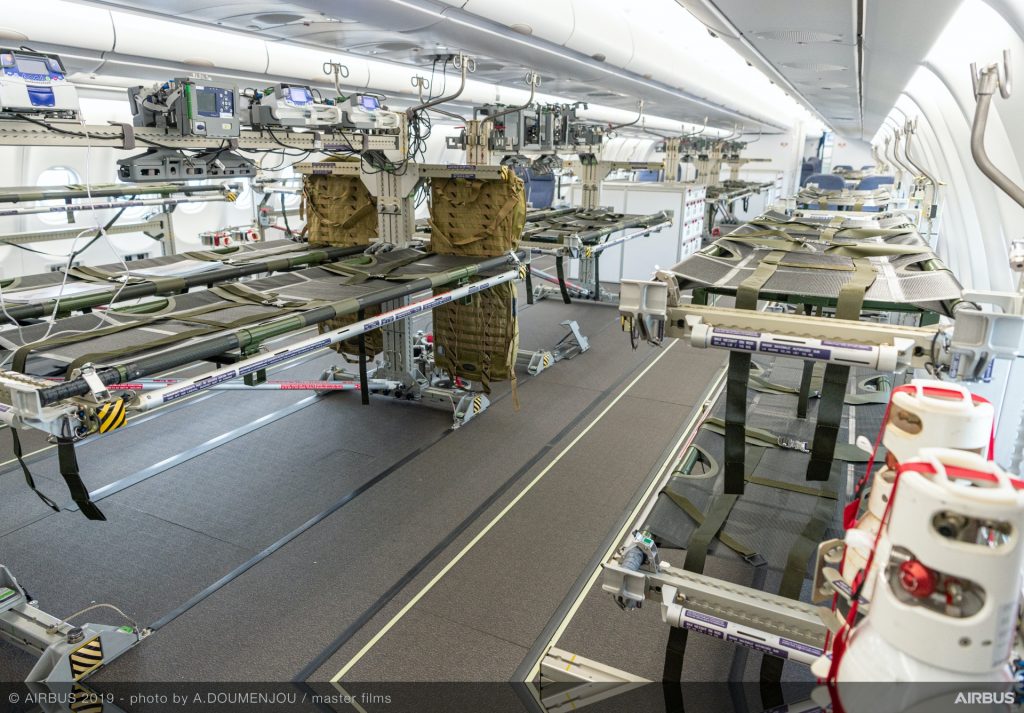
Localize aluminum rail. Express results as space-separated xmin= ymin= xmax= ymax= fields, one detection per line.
xmin=0 ymin=181 xmax=234 ymax=204
xmin=521 ymin=211 xmax=673 ymax=245
xmin=34 ymin=252 xmax=521 ymax=406
xmin=0 ymin=194 xmax=228 ymax=219
xmin=0 ymin=245 xmax=365 ymax=321
xmin=133 ymin=266 xmax=518 ymax=410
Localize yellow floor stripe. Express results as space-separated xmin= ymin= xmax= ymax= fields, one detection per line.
xmin=330 ymin=340 xmax=677 ymax=684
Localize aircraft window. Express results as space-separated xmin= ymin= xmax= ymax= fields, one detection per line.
xmin=34 ymin=166 xmax=81 ymax=226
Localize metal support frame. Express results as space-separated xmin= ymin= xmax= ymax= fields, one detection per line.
xmin=294 ymin=154 xmax=515 ymax=427
xmin=601 ymin=559 xmax=827 ymax=664
xmin=529 ymin=218 xmax=673 ymax=305
xmin=516 ymin=320 xmax=590 ymax=375
xmin=0 ymin=214 xmax=171 ymax=247
xmin=0 ymin=120 xmax=402 ymax=153
xmin=0 ymin=565 xmax=145 ymax=684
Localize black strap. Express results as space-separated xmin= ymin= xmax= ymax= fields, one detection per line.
xmin=524 ymin=264 xmax=534 ymax=306
xmin=57 ymin=438 xmax=106 ymax=521
xmin=11 ymin=429 xmax=59 ymax=512
xmin=554 ymin=255 xmax=572 ymax=304
xmin=724 ymin=352 xmax=750 ymax=495
xmin=806 ymin=364 xmax=850 ymax=481
xmin=591 ymin=252 xmax=600 ymax=302
xmin=357 ymin=308 xmax=369 ymax=406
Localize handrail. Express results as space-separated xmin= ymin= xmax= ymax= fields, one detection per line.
xmin=902 ymin=118 xmax=940 ymax=188
xmin=406 ymin=52 xmax=475 ymax=119
xmin=482 ymin=72 xmax=541 ymax=125
xmin=970 ymin=49 xmax=1024 ymax=211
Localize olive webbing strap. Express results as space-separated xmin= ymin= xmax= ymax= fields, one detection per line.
xmin=11 ymin=300 xmax=255 ymax=373
xmin=700 ymin=416 xmax=869 ymax=462
xmin=806 ymin=258 xmax=876 ymax=482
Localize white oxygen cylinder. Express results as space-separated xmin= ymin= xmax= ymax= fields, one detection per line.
xmin=840 ymin=380 xmax=994 ymax=599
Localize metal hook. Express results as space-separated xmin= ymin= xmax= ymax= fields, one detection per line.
xmin=323 ymin=61 xmax=351 ymax=99
xmin=411 ymin=75 xmax=430 ymax=102
xmin=452 ymin=53 xmax=476 ymax=73
xmin=970 ymin=49 xmax=1024 ymax=211
xmin=972 ymin=49 xmax=1012 ymax=100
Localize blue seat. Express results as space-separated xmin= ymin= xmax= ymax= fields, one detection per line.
xmin=856 ymin=175 xmax=895 ymax=190
xmin=861 ymin=164 xmax=875 ymax=170
xmin=635 ymin=169 xmax=661 ymax=182
xmin=803 ymin=173 xmax=846 ymax=190
xmin=527 ymin=170 xmax=555 ymax=209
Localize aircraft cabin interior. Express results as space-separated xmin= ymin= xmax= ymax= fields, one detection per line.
xmin=1 ymin=1 xmax=1024 ymax=712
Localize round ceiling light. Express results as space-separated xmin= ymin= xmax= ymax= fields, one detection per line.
xmin=510 ymin=24 xmax=533 ymax=36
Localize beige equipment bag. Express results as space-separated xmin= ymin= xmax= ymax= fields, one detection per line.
xmin=429 ymin=167 xmax=525 ymax=397
xmin=302 ymin=158 xmax=382 ymax=356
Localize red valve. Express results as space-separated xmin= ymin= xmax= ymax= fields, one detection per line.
xmin=898 ymin=559 xmax=936 ymax=598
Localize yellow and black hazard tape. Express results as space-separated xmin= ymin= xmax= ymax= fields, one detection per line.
xmin=517 ymin=263 xmax=528 ymax=280
xmin=472 ymin=395 xmax=484 ymax=414
xmin=96 ymin=399 xmax=127 ymax=433
xmin=70 ymin=684 xmax=105 ymax=713
xmin=69 ymin=637 xmax=103 ymax=680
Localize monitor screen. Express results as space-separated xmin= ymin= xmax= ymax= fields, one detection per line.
xmin=195 ymin=87 xmax=234 ymax=118
xmin=15 ymin=55 xmax=50 ymax=76
xmin=288 ymin=86 xmax=312 ymax=103
xmin=359 ymin=95 xmax=380 ymax=111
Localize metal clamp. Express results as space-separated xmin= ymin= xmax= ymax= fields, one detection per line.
xmin=778 ymin=436 xmax=810 ymax=453
xmin=76 ymin=365 xmax=111 ymax=404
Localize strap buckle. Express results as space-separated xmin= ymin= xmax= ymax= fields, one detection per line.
xmin=778 ymin=436 xmax=810 ymax=453
xmin=743 ymin=552 xmax=768 ymax=567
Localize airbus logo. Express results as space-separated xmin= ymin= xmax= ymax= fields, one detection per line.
xmin=954 ymin=691 xmax=1016 ymax=704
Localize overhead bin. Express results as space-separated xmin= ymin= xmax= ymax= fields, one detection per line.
xmin=1 ymin=0 xmax=115 ymax=51
xmin=266 ymin=43 xmax=371 ymax=89
xmin=112 ymin=12 xmax=269 ymax=74
xmin=457 ymin=0 xmax=574 ymax=45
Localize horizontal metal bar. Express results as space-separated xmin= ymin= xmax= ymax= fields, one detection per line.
xmin=0 ymin=217 xmax=167 ymax=246
xmin=0 ymin=120 xmax=401 ymax=151
xmin=0 ymin=194 xmax=226 ymax=218
xmin=0 ymin=181 xmax=231 ymax=204
xmin=133 ymin=268 xmax=518 ymax=410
